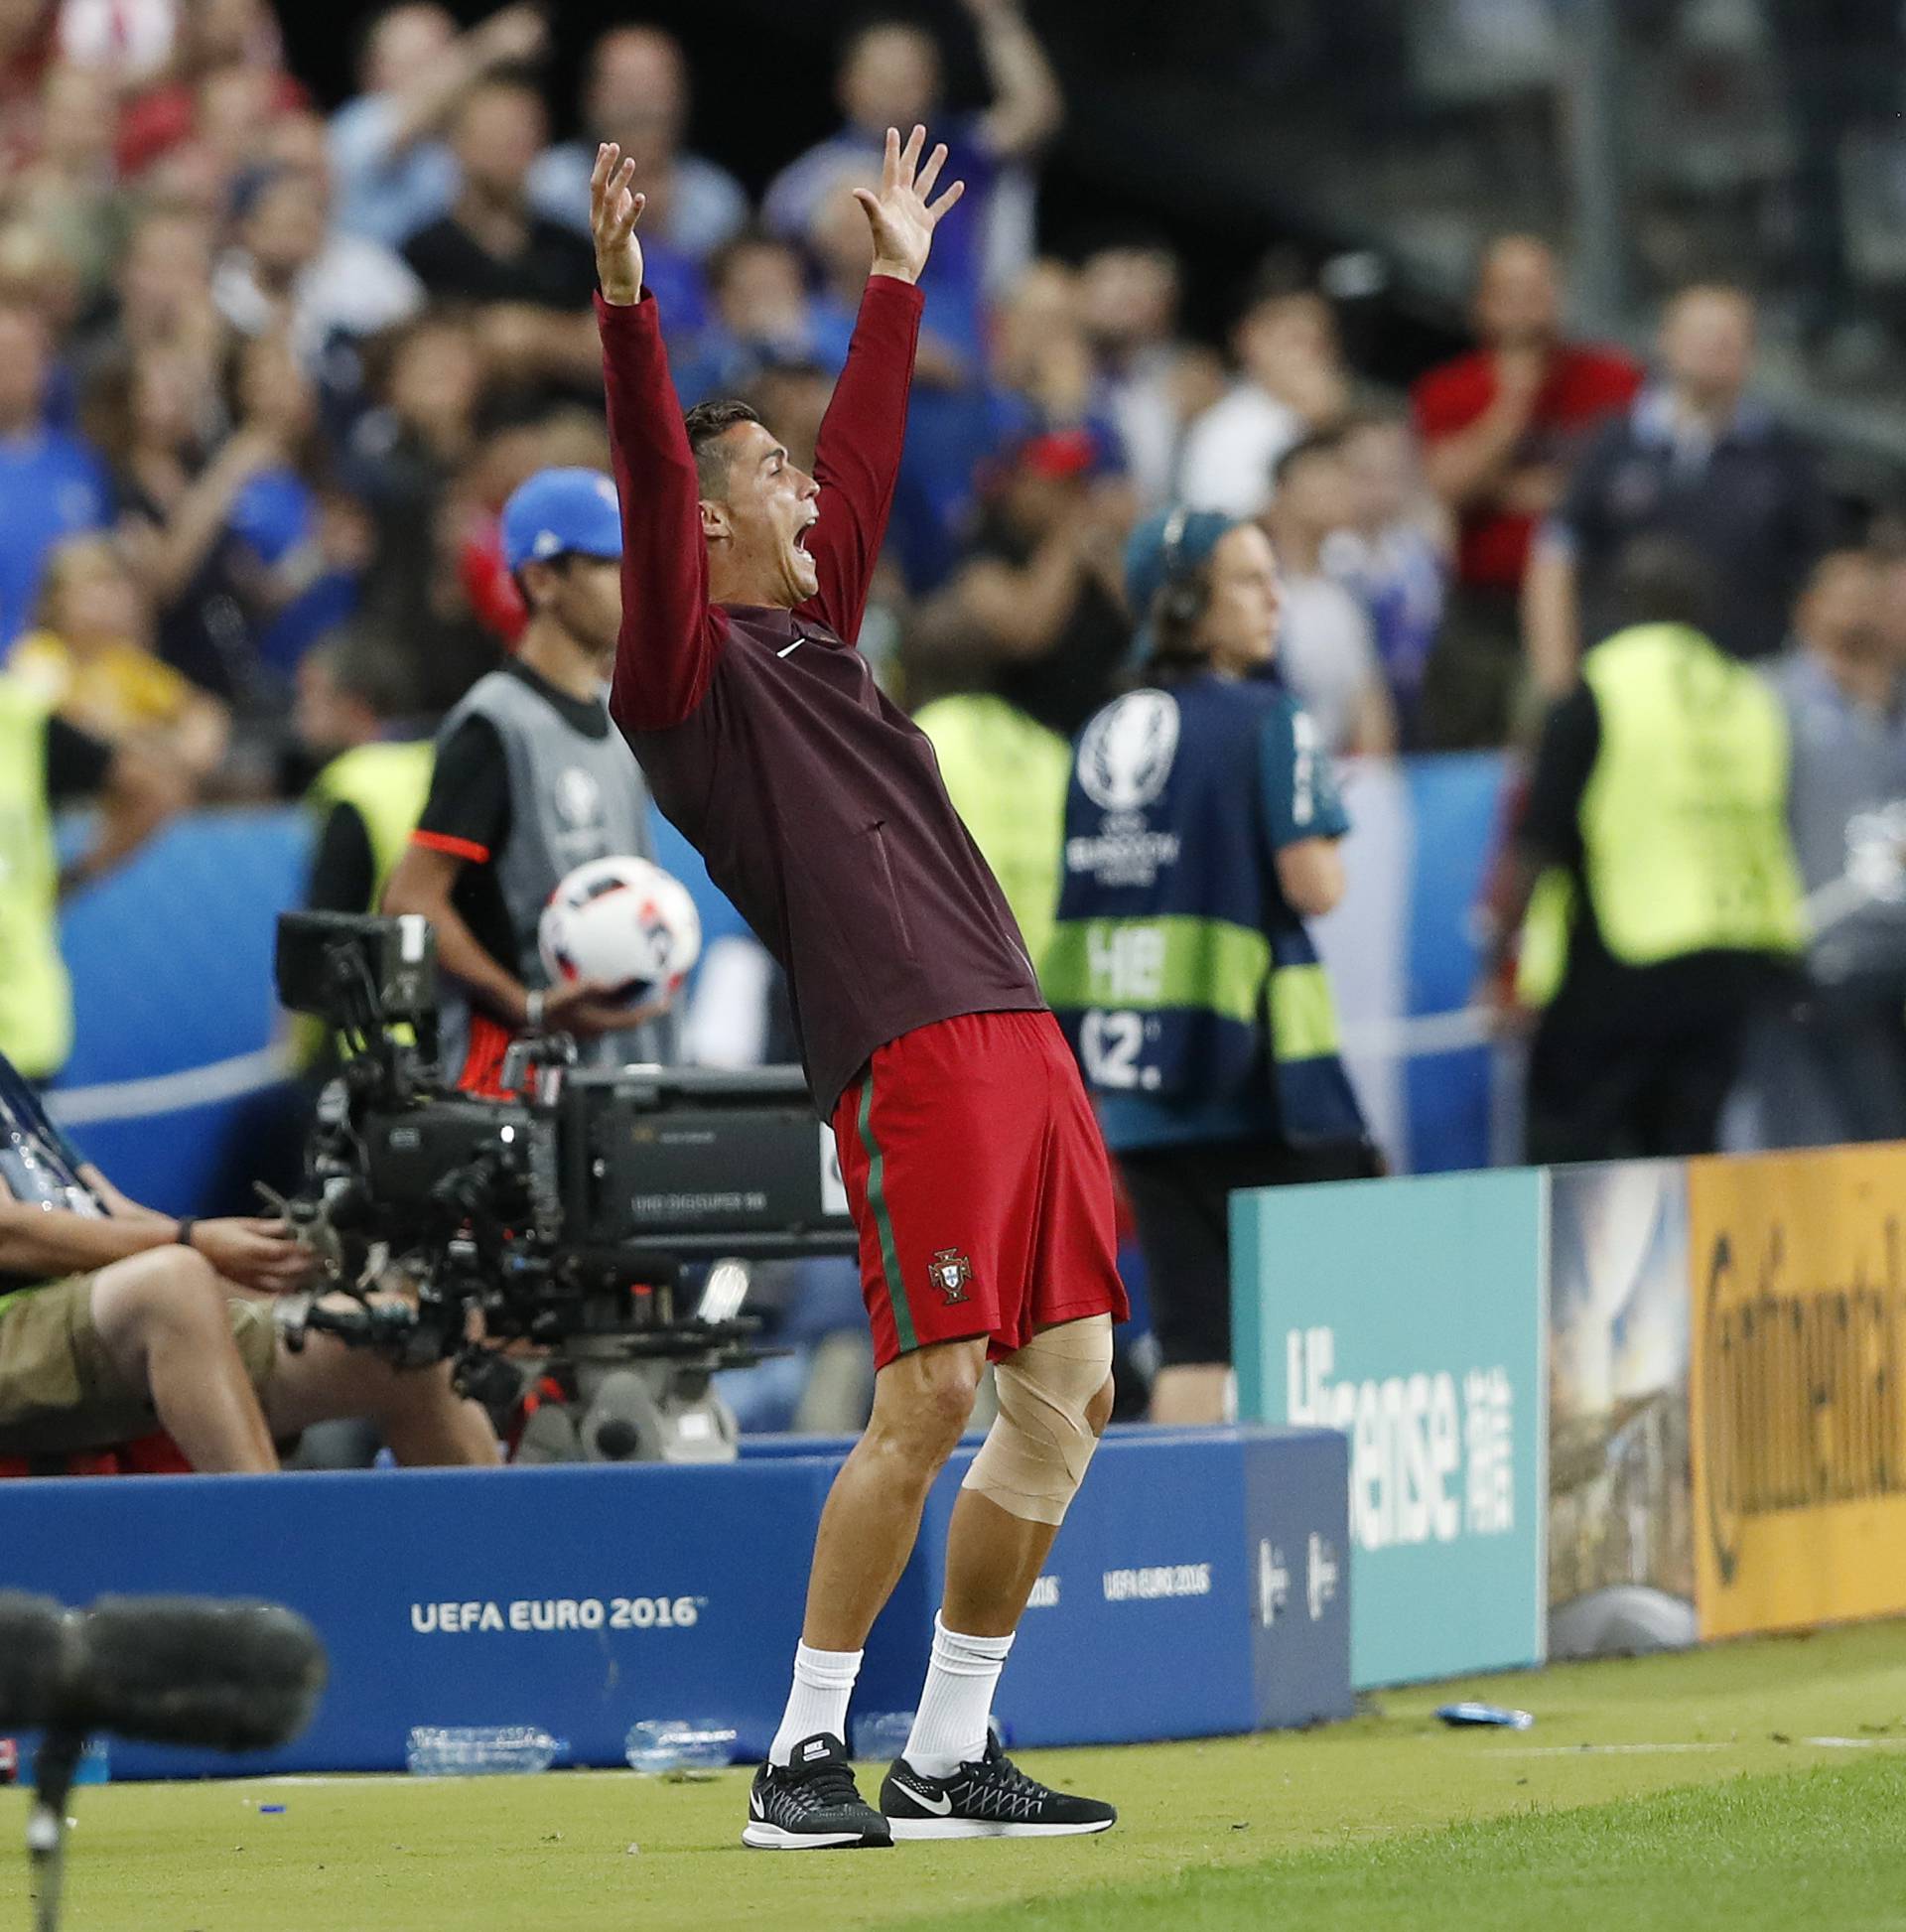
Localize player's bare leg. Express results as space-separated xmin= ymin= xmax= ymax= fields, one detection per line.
xmin=881 ymin=1316 xmax=1119 ymax=1839
xmin=797 ymin=1336 xmax=986 ymax=1651
xmin=88 ymin=1250 xmax=279 ymax=1474
xmin=746 ymin=1336 xmax=983 ymax=1849
xmin=938 ymin=1364 xmax=1114 ymax=1636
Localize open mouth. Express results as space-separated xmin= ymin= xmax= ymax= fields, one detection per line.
xmin=792 ymin=509 xmax=819 ymax=557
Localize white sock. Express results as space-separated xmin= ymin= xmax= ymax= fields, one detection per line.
xmin=768 ymin=1642 xmax=863 ymax=1766
xmin=902 ymin=1614 xmax=1015 ymax=1778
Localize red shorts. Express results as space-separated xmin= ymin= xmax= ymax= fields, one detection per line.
xmin=830 ymin=1010 xmax=1130 ymax=1371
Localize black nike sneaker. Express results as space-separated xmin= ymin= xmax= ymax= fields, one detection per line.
xmin=742 ymin=1732 xmax=892 ymax=1851
xmin=880 ymin=1733 xmax=1117 ymax=1840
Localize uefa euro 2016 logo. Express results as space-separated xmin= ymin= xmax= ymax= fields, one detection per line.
xmin=1078 ymin=691 xmax=1181 ymax=814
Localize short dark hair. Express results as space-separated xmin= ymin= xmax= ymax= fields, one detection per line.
xmin=1607 ymin=536 xmax=1721 ymax=636
xmin=1272 ymin=424 xmax=1351 ymax=491
xmin=840 ymin=12 xmax=937 ymax=65
xmin=683 ymin=397 xmax=764 ymax=498
xmin=705 ymin=227 xmax=803 ymax=303
xmin=314 ymin=626 xmax=419 ymax=724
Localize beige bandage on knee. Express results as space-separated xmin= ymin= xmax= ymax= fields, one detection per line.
xmin=961 ymin=1314 xmax=1113 ymax=1526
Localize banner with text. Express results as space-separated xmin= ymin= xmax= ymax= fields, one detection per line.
xmin=1548 ymin=1162 xmax=1696 ymax=1659
xmin=0 ymin=1428 xmax=1350 ymax=1777
xmin=1688 ymin=1144 xmax=1906 ymax=1639
xmin=1233 ymin=1168 xmax=1547 ymax=1687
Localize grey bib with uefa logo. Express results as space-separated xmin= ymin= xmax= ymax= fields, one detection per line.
xmin=435 ymin=669 xmax=680 ymax=1079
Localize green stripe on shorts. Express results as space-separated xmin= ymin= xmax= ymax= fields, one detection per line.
xmin=856 ymin=1072 xmax=917 ymax=1354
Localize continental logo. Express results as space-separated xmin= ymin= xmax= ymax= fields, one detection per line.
xmin=1702 ymin=1216 xmax=1906 ymax=1585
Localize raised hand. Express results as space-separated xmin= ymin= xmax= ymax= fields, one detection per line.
xmin=591 ymin=142 xmax=646 ymax=307
xmin=854 ymin=124 xmax=966 ymax=288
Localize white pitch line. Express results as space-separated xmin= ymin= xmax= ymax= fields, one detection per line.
xmin=1493 ymin=1742 xmax=1733 ymax=1757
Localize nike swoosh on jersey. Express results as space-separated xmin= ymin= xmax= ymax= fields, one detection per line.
xmin=896 ymin=1781 xmax=953 ymax=1815
xmin=777 ymin=638 xmax=803 ymax=658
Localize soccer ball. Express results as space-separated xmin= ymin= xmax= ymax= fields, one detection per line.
xmin=538 ymin=857 xmax=702 ymax=1008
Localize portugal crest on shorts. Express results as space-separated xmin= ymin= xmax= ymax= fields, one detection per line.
xmin=928 ymin=1248 xmax=973 ymax=1305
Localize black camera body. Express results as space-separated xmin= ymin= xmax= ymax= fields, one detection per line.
xmin=272 ymin=913 xmax=855 ymax=1396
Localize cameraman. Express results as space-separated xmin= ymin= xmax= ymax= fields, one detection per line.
xmin=383 ymin=468 xmax=679 ymax=1094
xmin=0 ymin=1053 xmax=498 ymax=1472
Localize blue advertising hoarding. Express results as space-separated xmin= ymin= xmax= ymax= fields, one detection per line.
xmin=1233 ymin=1169 xmax=1548 ymax=1688
xmin=0 ymin=1427 xmax=1349 ymax=1778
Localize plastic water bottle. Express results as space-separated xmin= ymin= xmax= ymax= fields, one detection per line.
xmin=405 ymin=1726 xmax=560 ymax=1776
xmin=623 ymin=1720 xmax=737 ymax=1773
xmin=850 ymin=1712 xmax=915 ymax=1762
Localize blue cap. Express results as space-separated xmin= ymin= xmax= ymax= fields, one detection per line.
xmin=499 ymin=469 xmax=623 ymax=575
xmin=1123 ymin=506 xmax=1237 ymax=664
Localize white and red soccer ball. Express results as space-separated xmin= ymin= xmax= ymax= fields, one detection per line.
xmin=538 ymin=857 xmax=702 ymax=1008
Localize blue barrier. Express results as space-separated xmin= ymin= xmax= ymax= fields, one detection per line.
xmin=0 ymin=1426 xmax=1349 ymax=1778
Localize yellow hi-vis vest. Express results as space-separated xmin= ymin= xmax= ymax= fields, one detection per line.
xmin=1518 ymin=623 xmax=1804 ymax=1008
xmin=306 ymin=739 xmax=436 ymax=911
xmin=296 ymin=739 xmax=434 ymax=1067
xmin=911 ymin=694 xmax=1071 ymax=970
xmin=0 ymin=678 xmax=71 ymax=1080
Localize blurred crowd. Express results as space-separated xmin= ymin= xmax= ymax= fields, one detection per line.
xmin=7 ymin=0 xmax=1906 ymax=1165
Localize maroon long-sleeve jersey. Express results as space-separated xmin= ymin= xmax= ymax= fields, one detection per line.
xmin=598 ymin=277 xmax=1042 ymax=1116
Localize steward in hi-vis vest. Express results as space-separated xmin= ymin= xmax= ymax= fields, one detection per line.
xmin=1512 ymin=575 xmax=1804 ymax=1164
xmin=1048 ymin=507 xmax=1377 ymax=1425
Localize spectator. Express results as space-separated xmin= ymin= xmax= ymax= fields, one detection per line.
xmin=0 ymin=301 xmax=111 ymax=646
xmin=1412 ymin=235 xmax=1640 ymax=743
xmin=343 ymin=314 xmax=483 ymax=648
xmin=211 ymin=161 xmax=424 ymax=370
xmin=9 ymin=532 xmax=228 ymax=779
xmin=114 ymin=0 xmax=306 ymax=179
xmin=1523 ymin=284 xmax=1836 ymax=698
xmin=0 ymin=220 xmax=88 ymax=428
xmin=72 ymin=204 xmax=221 ymax=383
xmin=0 ymin=0 xmax=55 ymax=176
xmin=0 ymin=666 xmax=175 ymax=1082
xmin=764 ymin=0 xmax=1063 ymax=374
xmin=1178 ymin=278 xmax=1348 ymax=519
xmin=9 ymin=63 xmax=123 ymax=304
xmin=928 ymin=425 xmax=1133 ymax=741
xmin=1322 ymin=410 xmax=1450 ymax=744
xmin=1506 ymin=540 xmax=1804 ymax=1163
xmin=672 ymin=231 xmax=847 ymax=407
xmin=1261 ymin=429 xmax=1397 ymax=757
xmin=329 ymin=2 xmax=547 ymax=249
xmin=1754 ymin=550 xmax=1906 ymax=1145
xmin=1076 ymin=239 xmax=1220 ymax=513
xmin=402 ymin=74 xmax=619 ymax=396
xmin=529 ymin=25 xmax=748 ymax=264
xmin=84 ymin=332 xmax=331 ymax=703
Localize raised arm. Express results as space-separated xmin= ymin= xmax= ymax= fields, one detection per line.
xmin=802 ymin=126 xmax=964 ymax=640
xmin=591 ymin=144 xmax=726 ymax=732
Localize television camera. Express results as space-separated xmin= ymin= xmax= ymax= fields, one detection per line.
xmin=271 ymin=912 xmax=857 ymax=1460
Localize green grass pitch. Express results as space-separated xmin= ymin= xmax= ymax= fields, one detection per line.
xmin=15 ymin=1621 xmax=1906 ymax=1931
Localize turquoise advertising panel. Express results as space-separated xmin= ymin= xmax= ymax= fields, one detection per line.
xmin=1233 ymin=1169 xmax=1548 ymax=1688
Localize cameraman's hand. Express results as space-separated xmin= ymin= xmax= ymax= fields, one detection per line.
xmin=191 ymin=1217 xmax=314 ymax=1295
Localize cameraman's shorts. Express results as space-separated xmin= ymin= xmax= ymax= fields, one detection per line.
xmin=831 ymin=1011 xmax=1130 ymax=1372
xmin=0 ymin=1274 xmax=278 ymax=1457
